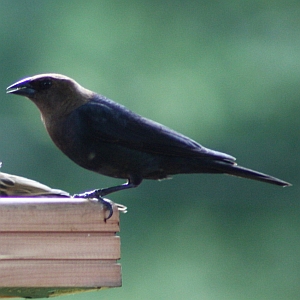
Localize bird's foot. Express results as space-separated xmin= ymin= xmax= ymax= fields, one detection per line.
xmin=73 ymin=190 xmax=113 ymax=221
xmin=98 ymin=197 xmax=114 ymax=221
xmin=73 ymin=189 xmax=106 ymax=199
xmin=73 ymin=179 xmax=141 ymax=220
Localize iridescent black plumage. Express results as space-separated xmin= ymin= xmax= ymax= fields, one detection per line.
xmin=6 ymin=74 xmax=291 ymax=200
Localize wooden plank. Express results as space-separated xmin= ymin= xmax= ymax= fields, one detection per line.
xmin=0 ymin=233 xmax=120 ymax=259
xmin=0 ymin=260 xmax=121 ymax=287
xmin=0 ymin=198 xmax=120 ymax=232
xmin=0 ymin=197 xmax=123 ymax=297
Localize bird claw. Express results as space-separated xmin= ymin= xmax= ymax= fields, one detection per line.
xmin=97 ymin=197 xmax=114 ymax=221
xmin=73 ymin=191 xmax=113 ymax=221
xmin=73 ymin=189 xmax=104 ymax=199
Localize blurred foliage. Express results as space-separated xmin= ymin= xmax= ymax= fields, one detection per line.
xmin=0 ymin=1 xmax=299 ymax=299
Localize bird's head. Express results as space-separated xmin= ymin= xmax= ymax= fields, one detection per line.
xmin=6 ymin=74 xmax=94 ymax=118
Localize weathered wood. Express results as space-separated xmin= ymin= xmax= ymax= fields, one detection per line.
xmin=0 ymin=260 xmax=121 ymax=287
xmin=0 ymin=198 xmax=120 ymax=232
xmin=0 ymin=233 xmax=120 ymax=259
xmin=0 ymin=198 xmax=122 ymax=298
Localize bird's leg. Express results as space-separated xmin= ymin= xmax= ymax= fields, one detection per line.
xmin=73 ymin=177 xmax=142 ymax=220
xmin=74 ymin=177 xmax=142 ymax=198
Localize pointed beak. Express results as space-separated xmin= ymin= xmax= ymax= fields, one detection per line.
xmin=6 ymin=77 xmax=35 ymax=97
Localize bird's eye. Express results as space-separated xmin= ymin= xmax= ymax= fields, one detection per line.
xmin=38 ymin=79 xmax=52 ymax=90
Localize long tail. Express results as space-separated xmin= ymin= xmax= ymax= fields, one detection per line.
xmin=211 ymin=161 xmax=291 ymax=187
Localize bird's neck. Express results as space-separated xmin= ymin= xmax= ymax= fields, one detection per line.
xmin=41 ymin=113 xmax=65 ymax=142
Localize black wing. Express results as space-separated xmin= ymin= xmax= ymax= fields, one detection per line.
xmin=71 ymin=95 xmax=235 ymax=162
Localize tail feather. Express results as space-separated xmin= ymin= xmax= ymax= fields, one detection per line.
xmin=211 ymin=161 xmax=291 ymax=187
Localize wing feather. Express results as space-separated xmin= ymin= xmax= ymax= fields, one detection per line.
xmin=73 ymin=96 xmax=235 ymax=162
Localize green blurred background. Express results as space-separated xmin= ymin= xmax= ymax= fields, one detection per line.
xmin=0 ymin=1 xmax=299 ymax=299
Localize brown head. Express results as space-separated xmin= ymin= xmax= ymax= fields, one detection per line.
xmin=6 ymin=74 xmax=94 ymax=125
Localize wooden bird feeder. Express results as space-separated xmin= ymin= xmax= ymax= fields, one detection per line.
xmin=0 ymin=198 xmax=122 ymax=298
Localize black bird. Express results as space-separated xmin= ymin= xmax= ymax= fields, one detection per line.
xmin=6 ymin=74 xmax=290 ymax=201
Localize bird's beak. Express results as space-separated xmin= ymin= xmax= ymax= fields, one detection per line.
xmin=6 ymin=77 xmax=35 ymax=97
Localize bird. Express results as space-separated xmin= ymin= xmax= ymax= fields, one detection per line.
xmin=0 ymin=162 xmax=127 ymax=218
xmin=0 ymin=162 xmax=69 ymax=197
xmin=6 ymin=73 xmax=291 ymax=202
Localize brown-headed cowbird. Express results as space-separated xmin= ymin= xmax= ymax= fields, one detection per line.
xmin=6 ymin=74 xmax=291 ymax=201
